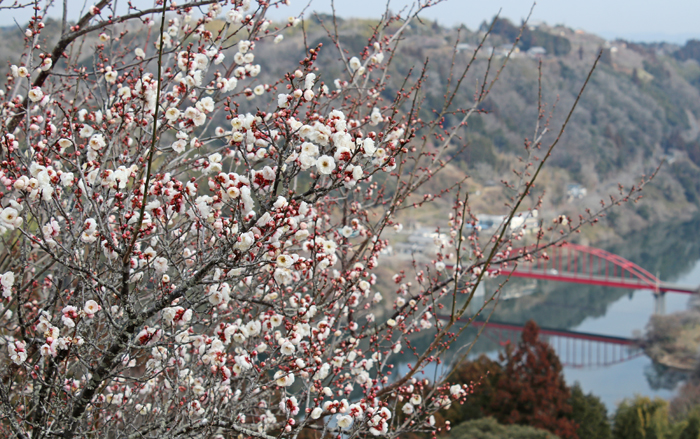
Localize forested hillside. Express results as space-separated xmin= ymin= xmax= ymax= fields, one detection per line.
xmin=4 ymin=14 xmax=700 ymax=239
xmin=260 ymin=15 xmax=700 ymax=239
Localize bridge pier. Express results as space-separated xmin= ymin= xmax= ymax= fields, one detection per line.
xmin=653 ymin=291 xmax=666 ymax=315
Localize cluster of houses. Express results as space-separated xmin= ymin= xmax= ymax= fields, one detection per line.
xmin=392 ymin=211 xmax=541 ymax=257
xmin=566 ymin=183 xmax=588 ymax=201
xmin=456 ymin=43 xmax=548 ymax=58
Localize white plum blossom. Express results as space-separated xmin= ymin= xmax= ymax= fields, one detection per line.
xmin=337 ymin=414 xmax=353 ymax=429
xmin=280 ymin=340 xmax=295 ymax=356
xmin=81 ymin=218 xmax=98 ymax=243
xmin=349 ymin=57 xmax=362 ymax=71
xmin=316 ymin=155 xmax=335 ymax=175
xmin=10 ymin=65 xmax=29 ymax=78
xmin=235 ymin=352 xmax=254 ymax=370
xmin=1 ymin=271 xmax=14 ymax=297
xmin=304 ymin=73 xmax=316 ymax=90
xmin=165 ymin=107 xmax=180 ymax=121
xmin=279 ymin=396 xmax=299 ymax=416
xmin=28 ymin=87 xmax=44 ymax=102
xmin=197 ymin=97 xmax=215 ymax=113
xmin=172 ymin=139 xmax=187 ymax=153
xmin=311 ymin=407 xmax=323 ymax=419
xmin=273 ymin=268 xmax=293 ymax=285
xmin=234 ymin=231 xmax=255 ymax=251
xmin=88 ymin=134 xmax=106 ymax=150
xmin=274 ymin=370 xmax=295 ymax=387
xmin=363 ymin=138 xmax=376 ymax=156
xmin=8 ymin=340 xmax=27 ymax=365
xmin=79 ymin=125 xmax=94 ymax=138
xmin=370 ymin=108 xmax=383 ymax=125
xmin=277 ymin=93 xmax=289 ymax=108
xmin=153 ymin=257 xmax=169 ymax=273
xmin=0 ymin=207 xmax=21 ymax=230
xmin=276 ymin=254 xmax=294 ymax=268
xmin=105 ymin=68 xmax=118 ymax=83
xmin=83 ymin=300 xmax=101 ymax=317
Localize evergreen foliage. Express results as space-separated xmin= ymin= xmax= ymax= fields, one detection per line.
xmin=489 ymin=321 xmax=578 ymax=438
xmin=447 ymin=417 xmax=560 ymax=439
xmin=441 ymin=355 xmax=502 ymax=423
xmin=679 ymin=414 xmax=700 ymax=439
xmin=612 ymin=396 xmax=672 ymax=439
xmin=439 ymin=321 xmax=578 ymax=438
xmin=488 ymin=17 xmax=572 ymax=55
xmin=674 ymin=40 xmax=700 ymax=62
xmin=568 ymin=383 xmax=612 ymax=439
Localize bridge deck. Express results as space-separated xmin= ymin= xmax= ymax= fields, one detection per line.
xmin=488 ymin=268 xmax=698 ymax=294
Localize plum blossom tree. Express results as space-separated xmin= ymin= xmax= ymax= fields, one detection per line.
xmin=0 ymin=0 xmax=626 ymax=437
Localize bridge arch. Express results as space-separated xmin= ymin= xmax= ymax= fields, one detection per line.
xmin=487 ymin=243 xmax=694 ymax=293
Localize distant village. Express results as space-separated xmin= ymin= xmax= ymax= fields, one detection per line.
xmin=390 ymin=211 xmax=541 ymax=258
xmin=388 ymin=180 xmax=589 ymax=259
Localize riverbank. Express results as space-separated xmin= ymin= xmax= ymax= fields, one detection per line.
xmin=642 ymin=305 xmax=700 ymax=372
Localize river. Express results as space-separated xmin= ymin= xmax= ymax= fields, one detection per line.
xmin=394 ymin=215 xmax=700 ymax=411
xmin=564 ymin=258 xmax=700 ymax=409
xmin=482 ymin=216 xmax=700 ymax=409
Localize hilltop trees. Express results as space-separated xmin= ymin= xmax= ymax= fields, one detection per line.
xmin=447 ymin=417 xmax=561 ymax=439
xmin=0 ymin=0 xmax=612 ymax=437
xmin=440 ymin=322 xmax=583 ymax=439
xmin=613 ymin=396 xmax=673 ymax=439
xmin=488 ymin=321 xmax=578 ymax=438
xmin=674 ymin=39 xmax=700 ymax=62
xmin=441 ymin=354 xmax=503 ymax=423
xmin=568 ymin=383 xmax=612 ymax=439
xmin=487 ymin=17 xmax=572 ymax=55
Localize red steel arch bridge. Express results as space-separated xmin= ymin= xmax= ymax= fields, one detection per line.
xmin=435 ymin=242 xmax=700 ymax=367
xmin=488 ymin=242 xmax=698 ymax=295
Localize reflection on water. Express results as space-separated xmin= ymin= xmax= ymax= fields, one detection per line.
xmin=394 ymin=216 xmax=700 ymax=410
xmin=565 ymin=257 xmax=700 ymax=409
